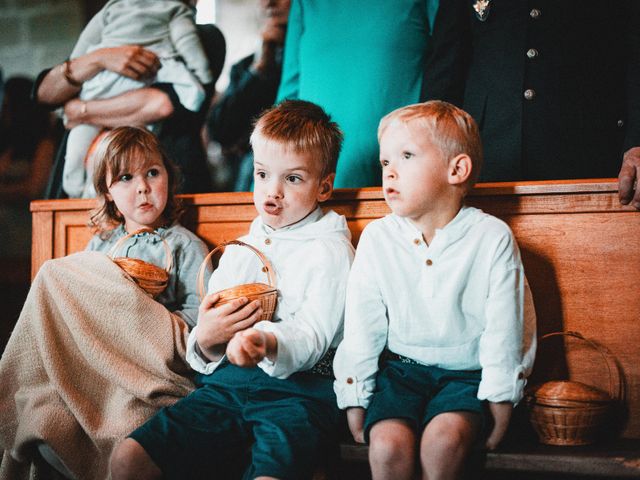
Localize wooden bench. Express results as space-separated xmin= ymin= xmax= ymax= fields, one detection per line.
xmin=31 ymin=180 xmax=640 ymax=479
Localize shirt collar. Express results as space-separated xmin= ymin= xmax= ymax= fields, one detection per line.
xmin=259 ymin=206 xmax=323 ymax=235
xmin=392 ymin=206 xmax=478 ymax=247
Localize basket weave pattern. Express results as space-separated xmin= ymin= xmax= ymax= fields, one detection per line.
xmin=197 ymin=240 xmax=277 ymax=322
xmin=526 ymin=331 xmax=614 ymax=446
xmin=110 ymin=228 xmax=172 ymax=298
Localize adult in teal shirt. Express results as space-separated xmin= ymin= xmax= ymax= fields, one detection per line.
xmin=277 ymin=0 xmax=439 ymax=188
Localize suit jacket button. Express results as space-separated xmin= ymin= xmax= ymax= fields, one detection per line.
xmin=526 ymin=48 xmax=539 ymax=59
xmin=530 ymin=8 xmax=541 ymax=19
xmin=524 ymin=89 xmax=536 ymax=100
xmin=617 ymin=119 xmax=625 ymax=127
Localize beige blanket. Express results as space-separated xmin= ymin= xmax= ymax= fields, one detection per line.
xmin=0 ymin=251 xmax=195 ymax=479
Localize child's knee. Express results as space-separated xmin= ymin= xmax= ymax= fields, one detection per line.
xmin=420 ymin=413 xmax=478 ymax=461
xmin=110 ymin=438 xmax=160 ymax=480
xmin=369 ymin=421 xmax=415 ymax=466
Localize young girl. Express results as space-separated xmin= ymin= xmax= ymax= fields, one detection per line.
xmin=62 ymin=0 xmax=213 ymax=198
xmin=0 ymin=126 xmax=208 ymax=480
xmin=85 ymin=125 xmax=207 ymax=326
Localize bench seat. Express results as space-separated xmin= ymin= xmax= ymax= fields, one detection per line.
xmin=30 ymin=180 xmax=640 ymax=478
xmin=341 ymin=439 xmax=640 ymax=478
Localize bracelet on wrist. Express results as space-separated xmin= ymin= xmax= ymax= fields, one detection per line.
xmin=63 ymin=60 xmax=83 ymax=87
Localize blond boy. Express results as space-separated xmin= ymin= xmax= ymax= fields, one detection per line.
xmin=111 ymin=100 xmax=354 ymax=480
xmin=334 ymin=101 xmax=536 ymax=480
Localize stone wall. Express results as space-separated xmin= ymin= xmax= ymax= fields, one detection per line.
xmin=0 ymin=0 xmax=85 ymax=80
xmin=0 ymin=0 xmax=259 ymax=91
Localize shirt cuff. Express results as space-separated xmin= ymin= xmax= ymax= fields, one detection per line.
xmin=185 ymin=326 xmax=225 ymax=375
xmin=333 ymin=375 xmax=373 ymax=410
xmin=477 ymin=365 xmax=527 ymax=404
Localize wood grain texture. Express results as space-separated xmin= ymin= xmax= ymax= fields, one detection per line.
xmin=30 ymin=180 xmax=640 ymax=439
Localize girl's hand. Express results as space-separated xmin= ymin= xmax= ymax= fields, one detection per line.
xmin=485 ymin=401 xmax=513 ymax=450
xmin=93 ymin=46 xmax=160 ymax=80
xmin=195 ymin=294 xmax=262 ymax=362
xmin=226 ymin=328 xmax=271 ymax=367
xmin=347 ymin=407 xmax=366 ymax=444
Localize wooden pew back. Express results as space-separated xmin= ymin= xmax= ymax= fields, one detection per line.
xmin=31 ymin=180 xmax=640 ymax=439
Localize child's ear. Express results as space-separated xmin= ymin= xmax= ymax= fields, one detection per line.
xmin=317 ymin=173 xmax=335 ymax=202
xmin=447 ymin=154 xmax=472 ymax=186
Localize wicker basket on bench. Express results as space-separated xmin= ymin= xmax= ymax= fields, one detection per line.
xmin=525 ymin=331 xmax=614 ymax=446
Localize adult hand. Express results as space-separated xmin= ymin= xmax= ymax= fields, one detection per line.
xmin=37 ymin=46 xmax=160 ymax=107
xmin=195 ymin=294 xmax=262 ymax=362
xmin=485 ymin=402 xmax=513 ymax=450
xmin=226 ymin=328 xmax=274 ymax=367
xmin=63 ymin=98 xmax=85 ymax=129
xmin=93 ymin=46 xmax=160 ymax=81
xmin=346 ymin=407 xmax=366 ymax=444
xmin=261 ymin=17 xmax=287 ymax=46
xmin=253 ymin=13 xmax=287 ymax=74
xmin=618 ymin=146 xmax=640 ymax=210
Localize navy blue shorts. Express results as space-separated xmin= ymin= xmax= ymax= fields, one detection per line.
xmin=363 ymin=359 xmax=487 ymax=442
xmin=130 ymin=362 xmax=341 ymax=480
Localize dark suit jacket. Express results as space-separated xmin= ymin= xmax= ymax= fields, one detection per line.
xmin=423 ymin=0 xmax=640 ymax=181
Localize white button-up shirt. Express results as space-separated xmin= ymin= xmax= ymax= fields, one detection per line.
xmin=187 ymin=207 xmax=355 ymax=378
xmin=333 ymin=206 xmax=536 ymax=409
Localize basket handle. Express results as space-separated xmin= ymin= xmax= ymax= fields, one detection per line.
xmin=108 ymin=227 xmax=173 ymax=273
xmin=196 ymin=240 xmax=276 ymax=301
xmin=538 ymin=331 xmax=615 ymax=400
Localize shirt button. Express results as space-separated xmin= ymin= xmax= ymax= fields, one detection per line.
xmin=617 ymin=119 xmax=625 ymax=127
xmin=518 ymin=372 xmax=525 ymax=380
xmin=346 ymin=377 xmax=354 ymax=384
xmin=413 ymin=238 xmax=421 ymax=245
xmin=524 ymin=89 xmax=536 ymax=101
xmin=529 ymin=8 xmax=541 ymax=19
xmin=526 ymin=48 xmax=538 ymax=59
xmin=425 ymin=259 xmax=433 ymax=266
xmin=264 ymin=238 xmax=271 ymax=245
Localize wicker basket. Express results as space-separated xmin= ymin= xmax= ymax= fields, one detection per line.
xmin=197 ymin=240 xmax=277 ymax=321
xmin=109 ymin=228 xmax=172 ymax=298
xmin=525 ymin=331 xmax=614 ymax=446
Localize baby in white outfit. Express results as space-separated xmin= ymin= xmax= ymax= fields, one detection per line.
xmin=62 ymin=0 xmax=212 ymax=198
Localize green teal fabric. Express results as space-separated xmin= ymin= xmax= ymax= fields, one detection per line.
xmin=277 ymin=0 xmax=439 ymax=188
xmin=363 ymin=360 xmax=486 ymax=443
xmin=130 ymin=363 xmax=340 ymax=479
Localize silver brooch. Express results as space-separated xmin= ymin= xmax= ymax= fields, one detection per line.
xmin=473 ymin=0 xmax=491 ymax=22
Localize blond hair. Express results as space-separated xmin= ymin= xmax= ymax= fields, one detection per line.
xmin=250 ymin=99 xmax=343 ymax=178
xmin=88 ymin=126 xmax=182 ymax=235
xmin=379 ymin=100 xmax=483 ymax=188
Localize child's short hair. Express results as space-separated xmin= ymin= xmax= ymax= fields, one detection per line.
xmin=88 ymin=126 xmax=182 ymax=234
xmin=250 ymin=99 xmax=343 ymax=178
xmin=378 ymin=100 xmax=483 ymax=188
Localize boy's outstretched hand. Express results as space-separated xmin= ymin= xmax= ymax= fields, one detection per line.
xmin=346 ymin=407 xmax=366 ymax=444
xmin=226 ymin=328 xmax=277 ymax=368
xmin=485 ymin=401 xmax=513 ymax=450
xmin=195 ymin=294 xmax=263 ymax=362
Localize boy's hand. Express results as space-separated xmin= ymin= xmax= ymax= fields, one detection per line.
xmin=346 ymin=407 xmax=366 ymax=444
xmin=195 ymin=294 xmax=262 ymax=362
xmin=485 ymin=401 xmax=513 ymax=450
xmin=226 ymin=328 xmax=277 ymax=368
